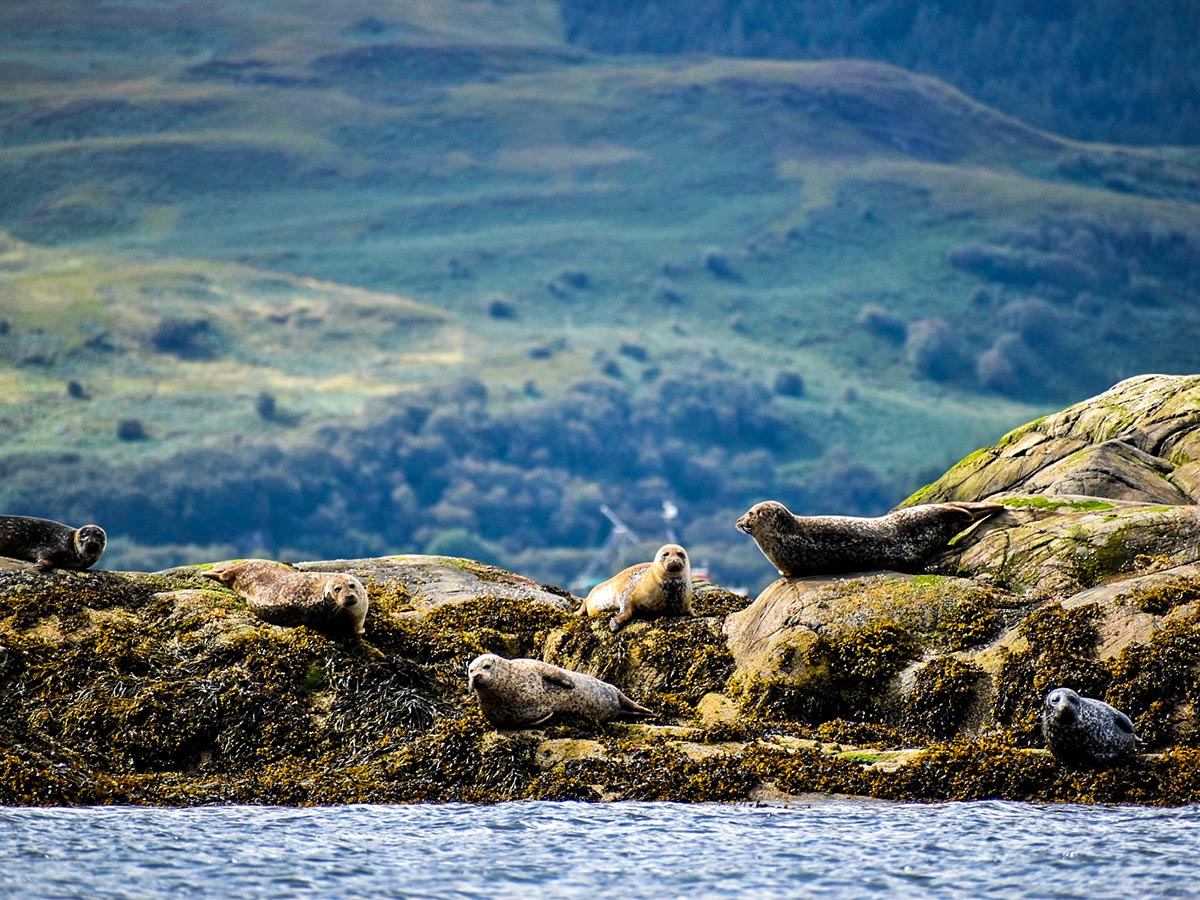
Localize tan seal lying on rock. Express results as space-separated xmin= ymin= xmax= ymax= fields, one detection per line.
xmin=576 ymin=543 xmax=694 ymax=632
xmin=200 ymin=559 xmax=368 ymax=637
xmin=736 ymin=500 xmax=1004 ymax=577
xmin=0 ymin=514 xmax=107 ymax=572
xmin=467 ymin=653 xmax=654 ymax=729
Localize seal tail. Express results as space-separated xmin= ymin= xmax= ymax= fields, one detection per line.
xmin=616 ymin=690 xmax=655 ymax=718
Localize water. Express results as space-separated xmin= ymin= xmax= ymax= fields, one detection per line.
xmin=2 ymin=801 xmax=1198 ymax=899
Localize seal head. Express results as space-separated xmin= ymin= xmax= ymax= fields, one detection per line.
xmin=72 ymin=525 xmax=108 ymax=569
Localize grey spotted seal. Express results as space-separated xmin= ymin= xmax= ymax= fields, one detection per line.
xmin=576 ymin=543 xmax=694 ymax=632
xmin=1041 ymin=687 xmax=1143 ymax=768
xmin=735 ymin=500 xmax=1004 ymax=577
xmin=467 ymin=653 xmax=654 ymax=729
xmin=0 ymin=515 xmax=106 ymax=571
xmin=200 ymin=559 xmax=368 ymax=637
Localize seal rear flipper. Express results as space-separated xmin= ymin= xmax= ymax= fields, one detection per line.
xmin=945 ymin=501 xmax=1007 ymax=522
xmin=199 ymin=562 xmax=246 ymax=587
xmin=616 ymin=691 xmax=654 ymax=717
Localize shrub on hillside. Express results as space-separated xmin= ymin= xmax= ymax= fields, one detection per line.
xmin=904 ymin=318 xmax=969 ymax=383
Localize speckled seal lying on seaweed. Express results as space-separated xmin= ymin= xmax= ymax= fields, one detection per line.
xmin=1042 ymin=687 xmax=1143 ymax=768
xmin=467 ymin=653 xmax=654 ymax=728
xmin=201 ymin=559 xmax=368 ymax=637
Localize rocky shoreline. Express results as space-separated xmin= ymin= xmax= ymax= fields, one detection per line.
xmin=2 ymin=374 xmax=1199 ymax=806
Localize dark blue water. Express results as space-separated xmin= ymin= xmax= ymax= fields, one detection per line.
xmin=2 ymin=801 xmax=1198 ymax=899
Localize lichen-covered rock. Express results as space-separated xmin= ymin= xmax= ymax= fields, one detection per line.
xmin=293 ymin=555 xmax=576 ymax=616
xmin=907 ymin=374 xmax=1200 ymax=506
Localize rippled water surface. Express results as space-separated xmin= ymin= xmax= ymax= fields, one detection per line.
xmin=2 ymin=801 xmax=1199 ymax=899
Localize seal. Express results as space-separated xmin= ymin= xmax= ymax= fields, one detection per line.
xmin=735 ymin=500 xmax=1004 ymax=577
xmin=467 ymin=653 xmax=653 ymax=729
xmin=1041 ymin=687 xmax=1144 ymax=768
xmin=576 ymin=543 xmax=694 ymax=632
xmin=0 ymin=514 xmax=107 ymax=572
xmin=200 ymin=559 xmax=368 ymax=637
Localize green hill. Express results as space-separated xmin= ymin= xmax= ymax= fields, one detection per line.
xmin=1 ymin=1 xmax=1198 ymax=591
xmin=558 ymin=0 xmax=1200 ymax=146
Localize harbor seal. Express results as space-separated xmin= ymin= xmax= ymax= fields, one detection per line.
xmin=576 ymin=543 xmax=694 ymax=632
xmin=1041 ymin=687 xmax=1144 ymax=768
xmin=200 ymin=559 xmax=368 ymax=637
xmin=735 ymin=500 xmax=1004 ymax=577
xmin=0 ymin=515 xmax=106 ymax=571
xmin=467 ymin=653 xmax=653 ymax=729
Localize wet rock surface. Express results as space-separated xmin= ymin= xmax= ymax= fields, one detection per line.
xmin=2 ymin=375 xmax=1200 ymax=805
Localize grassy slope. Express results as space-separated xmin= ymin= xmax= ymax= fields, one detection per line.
xmin=1 ymin=1 xmax=1198 ymax=577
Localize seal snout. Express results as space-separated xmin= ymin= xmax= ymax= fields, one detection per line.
xmin=1045 ymin=688 xmax=1079 ymax=722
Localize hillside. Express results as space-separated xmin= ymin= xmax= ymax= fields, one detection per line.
xmin=1 ymin=1 xmax=1199 ymax=590
xmin=559 ymin=0 xmax=1200 ymax=146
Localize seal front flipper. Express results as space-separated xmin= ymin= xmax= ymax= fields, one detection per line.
xmin=542 ymin=670 xmax=575 ymax=691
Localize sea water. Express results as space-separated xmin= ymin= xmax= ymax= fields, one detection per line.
xmin=2 ymin=800 xmax=1198 ymax=899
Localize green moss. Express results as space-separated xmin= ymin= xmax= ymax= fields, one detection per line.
xmin=691 ymin=583 xmax=751 ymax=618
xmin=998 ymin=497 xmax=1114 ymax=511
xmin=872 ymin=737 xmax=1054 ymax=801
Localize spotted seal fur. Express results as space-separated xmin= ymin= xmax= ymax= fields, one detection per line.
xmin=200 ymin=559 xmax=368 ymax=637
xmin=1042 ymin=687 xmax=1143 ymax=768
xmin=467 ymin=653 xmax=654 ymax=729
xmin=735 ymin=500 xmax=1004 ymax=577
xmin=0 ymin=514 xmax=107 ymax=572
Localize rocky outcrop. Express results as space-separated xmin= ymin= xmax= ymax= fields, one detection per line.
xmin=2 ymin=375 xmax=1199 ymax=806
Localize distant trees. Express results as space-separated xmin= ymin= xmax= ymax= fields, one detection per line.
xmin=3 ymin=366 xmax=884 ymax=588
xmin=558 ymin=0 xmax=1200 ymax=144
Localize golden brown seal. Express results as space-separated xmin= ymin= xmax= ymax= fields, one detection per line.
xmin=576 ymin=543 xmax=694 ymax=632
xmin=467 ymin=653 xmax=653 ymax=729
xmin=200 ymin=559 xmax=368 ymax=637
xmin=0 ymin=515 xmax=106 ymax=572
xmin=735 ymin=500 xmax=1004 ymax=577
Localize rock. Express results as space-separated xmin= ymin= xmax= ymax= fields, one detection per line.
xmin=294 ymin=555 xmax=576 ymax=616
xmin=3 ymin=375 xmax=1200 ymax=806
xmin=907 ymin=373 xmax=1200 ymax=505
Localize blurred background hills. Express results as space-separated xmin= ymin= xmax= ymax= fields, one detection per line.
xmin=1 ymin=0 xmax=1197 ymax=591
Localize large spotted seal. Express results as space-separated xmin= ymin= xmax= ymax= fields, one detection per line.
xmin=576 ymin=543 xmax=694 ymax=632
xmin=200 ymin=559 xmax=368 ymax=637
xmin=735 ymin=500 xmax=1004 ymax=577
xmin=1041 ymin=687 xmax=1143 ymax=768
xmin=467 ymin=653 xmax=653 ymax=729
xmin=0 ymin=514 xmax=107 ymax=572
